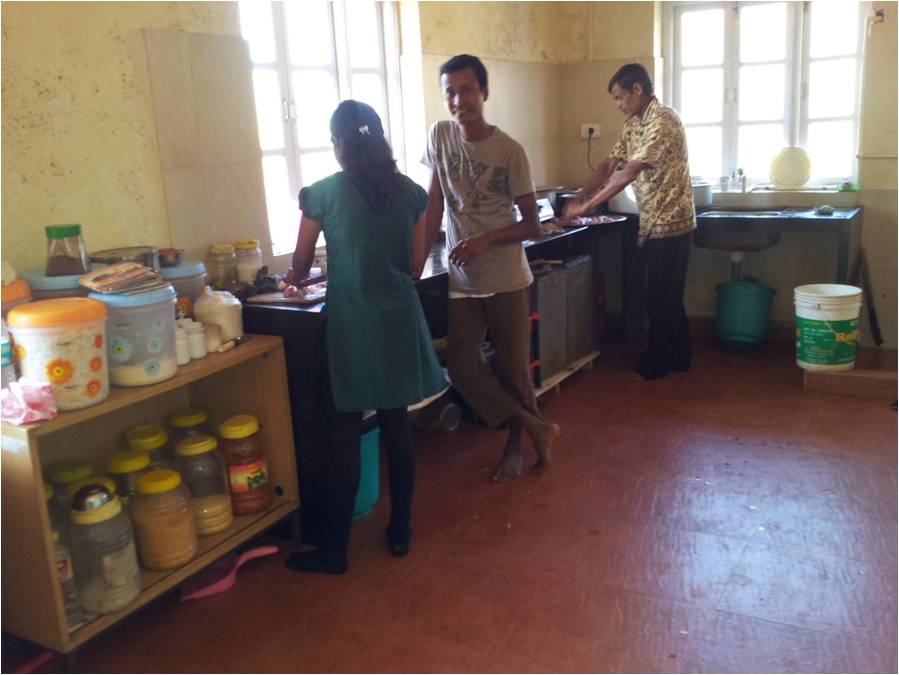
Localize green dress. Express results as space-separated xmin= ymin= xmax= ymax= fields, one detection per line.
xmin=299 ymin=172 xmax=447 ymax=412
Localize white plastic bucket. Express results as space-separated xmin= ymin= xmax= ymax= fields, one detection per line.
xmin=793 ymin=284 xmax=862 ymax=372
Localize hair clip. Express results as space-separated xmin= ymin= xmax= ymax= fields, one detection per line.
xmin=358 ymin=124 xmax=370 ymax=136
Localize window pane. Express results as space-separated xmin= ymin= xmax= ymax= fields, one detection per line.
xmin=262 ymin=155 xmax=298 ymax=256
xmin=351 ymin=73 xmax=387 ymax=128
xmin=807 ymin=120 xmax=854 ymax=180
xmin=346 ymin=1 xmax=382 ymax=69
xmin=300 ymin=151 xmax=340 ymax=188
xmin=739 ymin=64 xmax=785 ymax=121
xmin=293 ymin=71 xmax=339 ymax=147
xmin=252 ymin=69 xmax=285 ymax=151
xmin=680 ymin=9 xmax=724 ymax=67
xmin=808 ymin=58 xmax=857 ymax=119
xmin=685 ymin=126 xmax=722 ymax=180
xmin=680 ymin=68 xmax=723 ymax=124
xmin=810 ymin=2 xmax=859 ymax=58
xmin=737 ymin=124 xmax=784 ymax=180
xmin=740 ymin=3 xmax=787 ymax=63
xmin=238 ymin=1 xmax=276 ymax=63
xmin=285 ymin=1 xmax=333 ymax=66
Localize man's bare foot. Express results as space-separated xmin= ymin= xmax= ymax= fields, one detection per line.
xmin=530 ymin=419 xmax=559 ymax=472
xmin=491 ymin=447 xmax=523 ymax=482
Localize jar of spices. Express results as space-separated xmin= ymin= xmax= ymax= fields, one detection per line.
xmin=106 ymin=450 xmax=151 ymax=504
xmin=234 ymin=240 xmax=264 ymax=284
xmin=47 ymin=459 xmax=93 ymax=514
xmin=217 ymin=414 xmax=274 ymax=515
xmin=125 ymin=424 xmax=172 ymax=469
xmin=68 ymin=484 xmax=141 ymax=615
xmin=130 ymin=469 xmax=198 ymax=570
xmin=206 ymin=244 xmax=236 ymax=289
xmin=174 ymin=435 xmax=234 ymax=535
xmin=45 ymin=225 xmax=90 ymax=277
xmin=167 ymin=408 xmax=210 ymax=447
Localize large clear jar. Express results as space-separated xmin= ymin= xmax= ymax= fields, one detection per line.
xmin=174 ymin=435 xmax=234 ymax=535
xmin=89 ymin=285 xmax=177 ymax=387
xmin=130 ymin=469 xmax=198 ymax=570
xmin=167 ymin=408 xmax=210 ymax=447
xmin=45 ymin=225 xmax=89 ymax=277
xmin=106 ymin=450 xmax=150 ymax=504
xmin=126 ymin=424 xmax=172 ymax=469
xmin=206 ymin=244 xmax=236 ymax=289
xmin=234 ymin=240 xmax=264 ymax=284
xmin=47 ymin=459 xmax=93 ymax=515
xmin=217 ymin=414 xmax=274 ymax=515
xmin=68 ymin=485 xmax=141 ymax=615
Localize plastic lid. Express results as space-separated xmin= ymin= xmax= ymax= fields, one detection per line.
xmin=2 ymin=278 xmax=31 ymax=303
xmin=160 ymin=260 xmax=206 ymax=280
xmin=175 ymin=434 xmax=218 ymax=456
xmin=209 ymin=244 xmax=235 ymax=255
xmin=66 ymin=475 xmax=117 ymax=497
xmin=44 ymin=482 xmax=53 ymax=501
xmin=136 ymin=469 xmax=182 ymax=494
xmin=218 ymin=414 xmax=260 ymax=439
xmin=126 ymin=425 xmax=168 ymax=451
xmin=107 ymin=449 xmax=151 ymax=474
xmin=19 ymin=269 xmax=84 ymax=291
xmin=70 ymin=493 xmax=122 ymax=525
xmin=167 ymin=408 xmax=208 ymax=428
xmin=7 ymin=298 xmax=106 ymax=328
xmin=234 ymin=240 xmax=260 ymax=250
xmin=47 ymin=460 xmax=93 ymax=485
xmin=45 ymin=225 xmax=82 ymax=239
xmin=88 ymin=284 xmax=176 ymax=308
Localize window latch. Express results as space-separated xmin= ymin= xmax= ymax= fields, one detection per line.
xmin=282 ymin=99 xmax=297 ymax=121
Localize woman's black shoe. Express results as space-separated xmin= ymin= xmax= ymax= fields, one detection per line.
xmin=385 ymin=523 xmax=411 ymax=557
xmin=285 ymin=549 xmax=348 ymax=575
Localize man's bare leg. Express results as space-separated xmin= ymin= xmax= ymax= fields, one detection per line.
xmin=515 ymin=409 xmax=559 ymax=472
xmin=490 ymin=418 xmax=524 ymax=482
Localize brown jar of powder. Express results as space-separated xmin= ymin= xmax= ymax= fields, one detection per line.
xmin=130 ymin=469 xmax=198 ymax=570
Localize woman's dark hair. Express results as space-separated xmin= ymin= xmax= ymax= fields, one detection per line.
xmin=608 ymin=63 xmax=654 ymax=97
xmin=439 ymin=54 xmax=488 ymax=89
xmin=330 ymin=100 xmax=400 ymax=213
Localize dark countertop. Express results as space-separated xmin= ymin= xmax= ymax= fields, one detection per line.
xmin=696 ymin=207 xmax=862 ymax=229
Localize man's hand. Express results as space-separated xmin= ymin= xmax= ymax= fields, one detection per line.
xmin=562 ymin=197 xmax=588 ymax=219
xmin=449 ymin=234 xmax=490 ymax=267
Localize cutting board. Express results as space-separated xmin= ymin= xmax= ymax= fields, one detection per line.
xmin=245 ymin=283 xmax=327 ymax=305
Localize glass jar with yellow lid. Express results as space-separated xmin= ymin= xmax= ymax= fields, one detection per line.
xmin=167 ymin=408 xmax=210 ymax=447
xmin=174 ymin=434 xmax=233 ymax=535
xmin=106 ymin=450 xmax=150 ymax=504
xmin=46 ymin=459 xmax=93 ymax=514
xmin=65 ymin=475 xmax=117 ymax=501
xmin=234 ymin=240 xmax=263 ymax=284
xmin=206 ymin=244 xmax=236 ymax=289
xmin=130 ymin=469 xmax=198 ymax=570
xmin=125 ymin=424 xmax=172 ymax=469
xmin=218 ymin=414 xmax=274 ymax=515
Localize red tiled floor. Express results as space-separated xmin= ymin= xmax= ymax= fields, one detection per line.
xmin=11 ymin=338 xmax=897 ymax=673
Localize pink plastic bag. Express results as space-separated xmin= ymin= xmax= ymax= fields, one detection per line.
xmin=1 ymin=378 xmax=57 ymax=425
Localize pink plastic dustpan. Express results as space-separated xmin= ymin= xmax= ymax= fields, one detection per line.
xmin=180 ymin=545 xmax=278 ymax=601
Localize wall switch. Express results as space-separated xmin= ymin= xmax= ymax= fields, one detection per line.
xmin=580 ymin=123 xmax=600 ymax=139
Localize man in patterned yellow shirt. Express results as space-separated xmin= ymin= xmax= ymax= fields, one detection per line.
xmin=565 ymin=63 xmax=695 ymax=380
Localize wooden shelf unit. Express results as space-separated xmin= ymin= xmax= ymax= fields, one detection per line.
xmin=1 ymin=334 xmax=299 ymax=653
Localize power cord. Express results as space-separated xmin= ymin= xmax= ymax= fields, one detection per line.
xmin=586 ymin=128 xmax=596 ymax=171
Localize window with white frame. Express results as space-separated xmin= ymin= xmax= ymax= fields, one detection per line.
xmin=238 ymin=1 xmax=403 ymax=257
xmin=668 ymin=1 xmax=866 ymax=186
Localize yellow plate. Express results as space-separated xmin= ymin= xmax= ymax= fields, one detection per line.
xmin=770 ymin=146 xmax=811 ymax=189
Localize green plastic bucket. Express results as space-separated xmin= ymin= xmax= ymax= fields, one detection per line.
xmin=353 ymin=426 xmax=380 ymax=520
xmin=715 ymin=281 xmax=776 ymax=347
xmin=794 ymin=284 xmax=862 ymax=372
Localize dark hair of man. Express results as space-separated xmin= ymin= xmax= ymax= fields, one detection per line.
xmin=329 ymin=100 xmax=400 ymax=213
xmin=439 ymin=54 xmax=488 ymax=89
xmin=607 ymin=63 xmax=654 ymax=97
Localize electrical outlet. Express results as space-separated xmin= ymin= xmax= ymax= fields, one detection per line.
xmin=580 ymin=123 xmax=600 ymax=139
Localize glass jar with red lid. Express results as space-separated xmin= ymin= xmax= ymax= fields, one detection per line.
xmin=217 ymin=414 xmax=274 ymax=515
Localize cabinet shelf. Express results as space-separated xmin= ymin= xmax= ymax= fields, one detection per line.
xmin=2 ymin=334 xmax=299 ymax=654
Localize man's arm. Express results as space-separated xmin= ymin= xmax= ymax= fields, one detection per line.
xmin=564 ymin=159 xmax=646 ymax=218
xmin=448 ymin=192 xmax=538 ymax=267
xmin=422 ymin=170 xmax=445 ymax=254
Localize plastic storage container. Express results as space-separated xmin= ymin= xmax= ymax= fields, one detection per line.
xmin=167 ymin=408 xmax=210 ymax=447
xmin=45 ymin=225 xmax=89 ymax=277
xmin=106 ymin=450 xmax=150 ymax=504
xmin=2 ymin=277 xmax=32 ymax=320
xmin=130 ymin=469 xmax=198 ymax=570
xmin=234 ymin=240 xmax=264 ymax=284
xmin=716 ymin=281 xmax=776 ymax=347
xmin=174 ymin=434 xmax=234 ymax=535
xmin=53 ymin=530 xmax=86 ymax=630
xmin=67 ymin=484 xmax=141 ymax=615
xmin=44 ymin=482 xmax=66 ymax=537
xmin=193 ymin=287 xmax=243 ymax=342
xmin=19 ymin=269 xmax=90 ymax=301
xmin=7 ymin=298 xmax=108 ymax=410
xmin=65 ymin=475 xmax=117 ymax=502
xmin=206 ymin=244 xmax=236 ymax=289
xmin=217 ymin=414 xmax=274 ymax=515
xmin=89 ymin=246 xmax=160 ymax=273
xmin=160 ymin=261 xmax=207 ymax=319
xmin=89 ymin=285 xmax=177 ymax=387
xmin=125 ymin=424 xmax=172 ymax=469
xmin=47 ymin=459 xmax=94 ymax=515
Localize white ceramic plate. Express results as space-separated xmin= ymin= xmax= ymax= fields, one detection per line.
xmin=770 ymin=146 xmax=811 ymax=189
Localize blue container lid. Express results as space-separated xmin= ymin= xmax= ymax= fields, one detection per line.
xmin=89 ymin=284 xmax=176 ymax=308
xmin=160 ymin=260 xmax=206 ymax=281
xmin=20 ymin=268 xmax=82 ymax=290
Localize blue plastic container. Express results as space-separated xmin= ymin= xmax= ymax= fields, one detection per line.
xmin=715 ymin=281 xmax=776 ymax=347
xmin=353 ymin=426 xmax=380 ymax=520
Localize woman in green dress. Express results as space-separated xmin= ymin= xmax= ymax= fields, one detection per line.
xmin=285 ymin=100 xmax=447 ymax=574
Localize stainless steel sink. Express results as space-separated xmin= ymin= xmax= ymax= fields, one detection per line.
xmin=700 ymin=210 xmax=782 ymax=217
